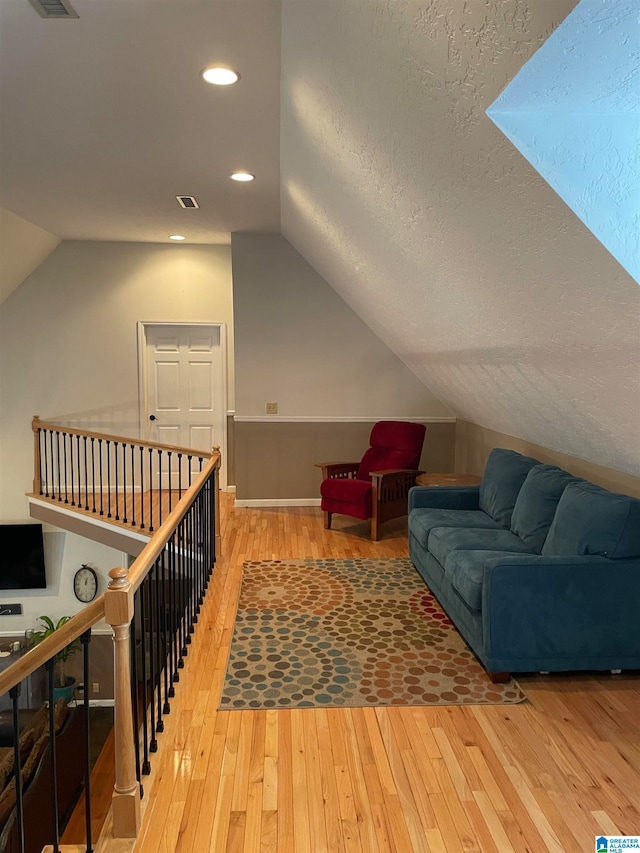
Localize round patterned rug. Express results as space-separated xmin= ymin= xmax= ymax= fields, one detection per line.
xmin=219 ymin=558 xmax=526 ymax=710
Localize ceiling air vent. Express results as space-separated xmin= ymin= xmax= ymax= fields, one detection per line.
xmin=176 ymin=196 xmax=199 ymax=209
xmin=27 ymin=0 xmax=78 ymax=17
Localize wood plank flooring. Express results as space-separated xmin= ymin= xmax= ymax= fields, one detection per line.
xmin=98 ymin=494 xmax=639 ymax=851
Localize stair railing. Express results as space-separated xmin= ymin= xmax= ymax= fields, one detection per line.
xmin=0 ymin=434 xmax=221 ymax=852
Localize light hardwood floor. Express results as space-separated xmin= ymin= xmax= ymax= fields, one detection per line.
xmin=117 ymin=494 xmax=639 ymax=852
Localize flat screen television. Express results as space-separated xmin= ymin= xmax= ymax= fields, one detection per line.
xmin=0 ymin=523 xmax=47 ymax=589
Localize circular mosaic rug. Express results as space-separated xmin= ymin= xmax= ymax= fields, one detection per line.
xmin=219 ymin=558 xmax=526 ymax=709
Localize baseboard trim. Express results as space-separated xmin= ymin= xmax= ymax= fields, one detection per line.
xmin=234 ymin=498 xmax=322 ymax=508
xmin=224 ymin=485 xmax=236 ymax=493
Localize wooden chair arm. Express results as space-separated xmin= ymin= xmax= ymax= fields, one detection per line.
xmin=315 ymin=462 xmax=360 ymax=480
xmin=370 ymin=470 xmax=424 ymax=502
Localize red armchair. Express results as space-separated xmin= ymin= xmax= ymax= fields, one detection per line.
xmin=316 ymin=421 xmax=426 ymax=540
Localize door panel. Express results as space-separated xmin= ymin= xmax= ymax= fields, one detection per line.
xmin=144 ymin=324 xmax=225 ymax=487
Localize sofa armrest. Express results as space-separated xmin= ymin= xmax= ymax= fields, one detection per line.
xmin=408 ymin=485 xmax=480 ymax=511
xmin=481 ymin=554 xmax=640 ymax=667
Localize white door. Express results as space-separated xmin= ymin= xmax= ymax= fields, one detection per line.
xmin=143 ymin=324 xmax=226 ymax=487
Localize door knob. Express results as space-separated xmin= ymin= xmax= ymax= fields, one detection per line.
xmin=149 ymin=415 xmax=157 ymax=421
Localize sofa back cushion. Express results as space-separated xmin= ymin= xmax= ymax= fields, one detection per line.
xmin=542 ymin=481 xmax=640 ymax=559
xmin=510 ymin=465 xmax=578 ymax=552
xmin=478 ymin=448 xmax=540 ymax=527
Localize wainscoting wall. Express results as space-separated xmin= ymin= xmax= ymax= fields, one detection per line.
xmin=455 ymin=419 xmax=640 ymax=498
xmin=234 ymin=418 xmax=456 ymax=505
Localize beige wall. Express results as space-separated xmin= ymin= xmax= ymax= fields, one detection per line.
xmin=232 ymin=233 xmax=452 ymax=419
xmin=455 ymin=420 xmax=640 ymax=499
xmin=235 ymin=419 xmax=455 ymax=502
xmin=0 ymin=240 xmax=233 ymax=518
xmin=0 ymin=207 xmax=60 ymax=305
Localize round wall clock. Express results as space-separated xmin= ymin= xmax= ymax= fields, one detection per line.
xmin=73 ymin=565 xmax=98 ymax=603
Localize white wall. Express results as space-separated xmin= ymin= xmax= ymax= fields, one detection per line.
xmin=280 ymin=0 xmax=640 ymax=476
xmin=0 ymin=240 xmax=233 ymax=518
xmin=0 ymin=530 xmax=125 ymax=636
xmin=232 ymin=232 xmax=452 ymax=418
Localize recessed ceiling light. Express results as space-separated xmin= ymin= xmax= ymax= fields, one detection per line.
xmin=230 ymin=171 xmax=255 ymax=182
xmin=169 ymin=235 xmax=186 ymax=241
xmin=202 ymin=66 xmax=240 ymax=86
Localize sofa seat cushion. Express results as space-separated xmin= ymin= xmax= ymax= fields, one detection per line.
xmin=479 ymin=448 xmax=540 ymax=527
xmin=510 ymin=464 xmax=579 ymax=552
xmin=409 ymin=508 xmax=501 ymax=549
xmin=542 ymin=481 xmax=640 ymax=559
xmin=428 ymin=526 xmax=534 ymax=568
xmin=443 ymin=549 xmax=530 ymax=611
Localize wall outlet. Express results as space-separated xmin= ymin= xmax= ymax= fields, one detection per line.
xmin=92 ymin=682 xmax=100 ymax=694
xmin=265 ymin=402 xmax=278 ymax=415
xmin=0 ymin=603 xmax=22 ymax=616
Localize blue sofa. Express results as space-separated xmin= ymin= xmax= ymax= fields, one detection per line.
xmin=408 ymin=449 xmax=640 ymax=681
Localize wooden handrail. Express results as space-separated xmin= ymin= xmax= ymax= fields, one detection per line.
xmin=0 ymin=597 xmax=105 ymax=696
xmin=32 ymin=416 xmax=214 ymax=460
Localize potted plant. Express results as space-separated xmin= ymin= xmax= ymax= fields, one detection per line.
xmin=31 ymin=616 xmax=81 ymax=702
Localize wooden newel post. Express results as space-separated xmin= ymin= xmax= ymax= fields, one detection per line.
xmin=32 ymin=416 xmax=41 ymax=496
xmin=105 ymin=567 xmax=141 ymax=838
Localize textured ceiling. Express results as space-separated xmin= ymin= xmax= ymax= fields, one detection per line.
xmin=0 ymin=0 xmax=281 ymax=243
xmin=280 ymin=0 xmax=640 ymax=475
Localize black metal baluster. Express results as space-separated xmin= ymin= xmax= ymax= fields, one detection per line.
xmin=62 ymin=432 xmax=69 ymax=504
xmin=130 ymin=444 xmax=136 ymax=527
xmin=154 ymin=559 xmax=164 ymax=733
xmin=38 ymin=429 xmax=45 ymax=496
xmin=44 ymin=660 xmax=61 ymax=853
xmin=187 ymin=509 xmax=194 ymax=640
xmin=83 ymin=436 xmax=89 ymax=510
xmin=168 ymin=535 xmax=178 ymax=692
xmin=81 ymin=630 xmax=93 ymax=853
xmin=187 ymin=455 xmax=192 ymax=487
xmin=167 ymin=452 xmax=173 ymax=512
xmin=91 ymin=437 xmax=96 ymax=513
xmin=58 ymin=432 xmax=65 ymax=503
xmin=139 ymin=446 xmax=145 ymax=530
xmin=158 ymin=450 xmax=163 ymax=527
xmin=138 ymin=583 xmax=151 ymax=774
xmin=122 ymin=443 xmax=128 ymax=524
xmin=45 ymin=429 xmax=56 ymax=498
xmin=76 ymin=434 xmax=81 ymax=506
xmin=130 ymin=605 xmax=143 ymax=798
xmin=148 ymin=448 xmax=154 ymax=533
xmin=10 ymin=684 xmax=25 ymax=853
xmin=160 ymin=553 xmax=170 ymax=715
xmin=98 ymin=439 xmax=104 ymax=515
xmin=114 ymin=441 xmax=120 ymax=520
xmin=107 ymin=440 xmax=112 ymax=518
xmin=177 ymin=453 xmax=183 ymax=499
xmin=147 ymin=572 xmax=157 ymax=752
xmin=178 ymin=521 xmax=187 ymax=664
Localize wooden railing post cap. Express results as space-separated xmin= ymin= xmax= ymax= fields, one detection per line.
xmin=108 ymin=567 xmax=129 ymax=589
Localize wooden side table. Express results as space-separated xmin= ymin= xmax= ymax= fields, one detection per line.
xmin=415 ymin=473 xmax=481 ymax=487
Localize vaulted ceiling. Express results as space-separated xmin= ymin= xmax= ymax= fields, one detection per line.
xmin=1 ymin=0 xmax=638 ymax=475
